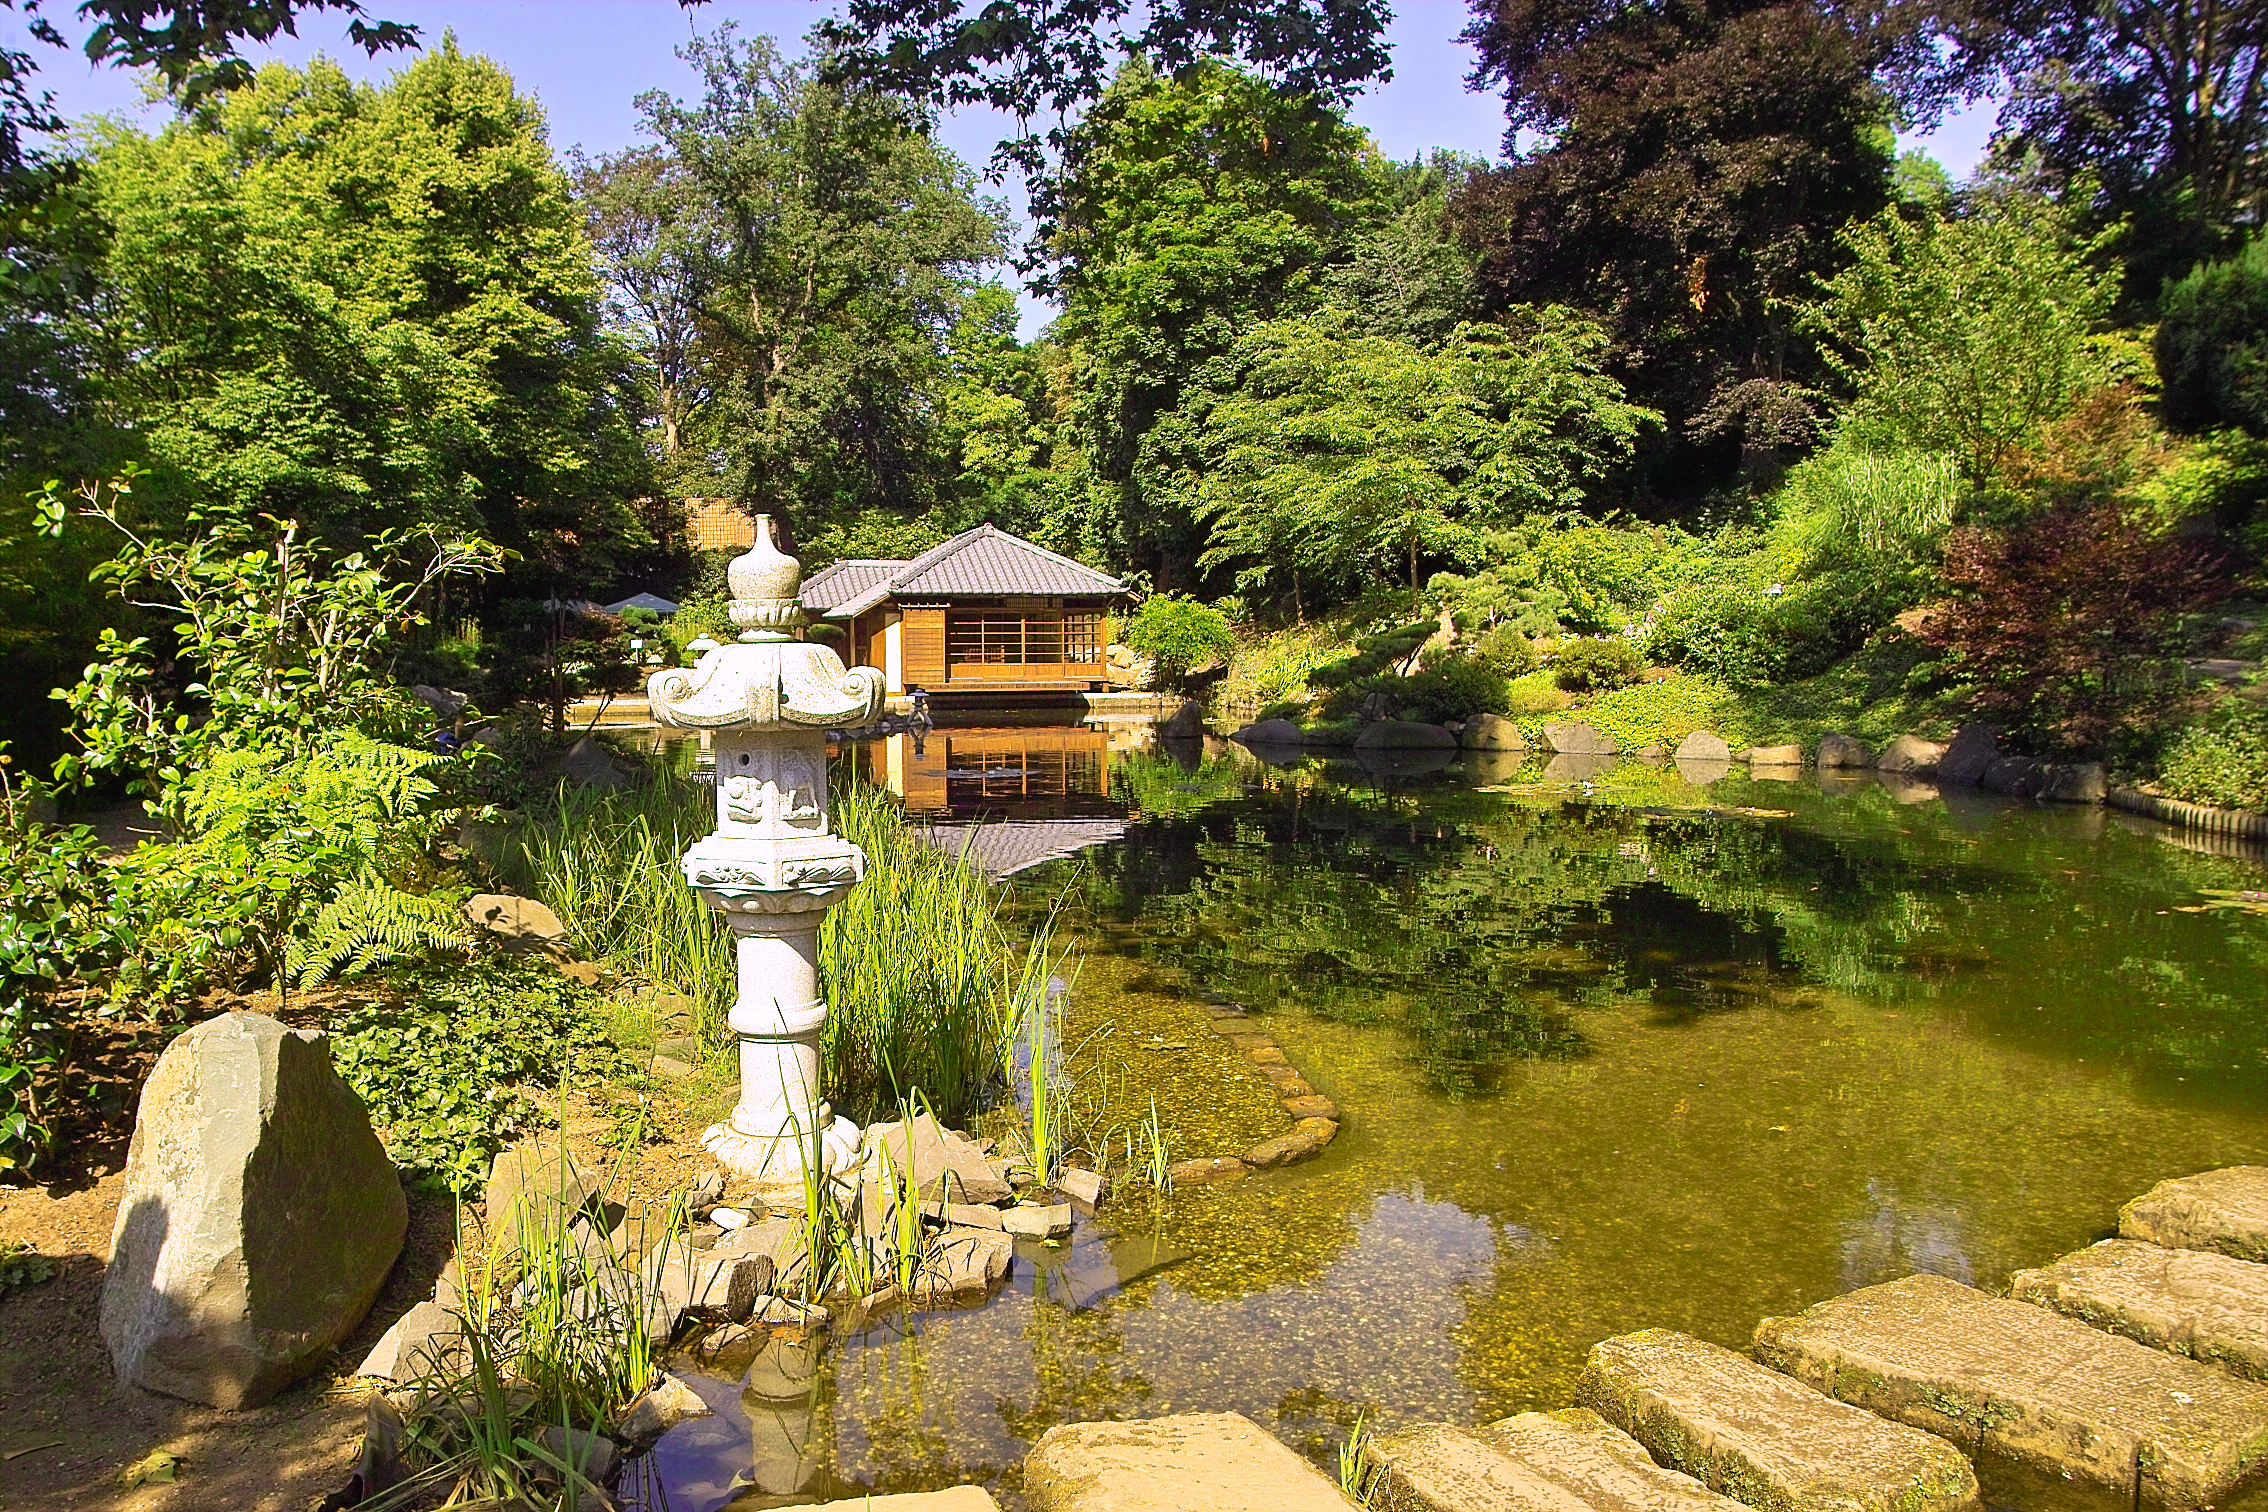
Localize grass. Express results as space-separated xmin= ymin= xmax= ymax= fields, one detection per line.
xmin=517 ymin=762 xmax=1062 ymax=1130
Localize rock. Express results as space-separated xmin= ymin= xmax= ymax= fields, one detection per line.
xmin=1159 ymin=700 xmax=1206 ymax=739
xmin=2122 ymin=1166 xmax=2268 ymax=1262
xmin=1632 ymin=742 xmax=1668 ymax=762
xmin=1281 ymin=1094 xmax=1340 ymax=1120
xmin=1461 ymin=713 xmax=1526 ymax=752
xmin=2011 ymin=1238 xmax=2268 ymax=1381
xmin=1166 ymin=1156 xmax=1251 ymax=1187
xmin=648 ymin=1054 xmax=695 ymax=1080
xmin=2037 ymin=761 xmax=2107 ymax=804
xmin=1744 ymin=743 xmax=1803 ymax=767
xmin=464 ymin=892 xmax=570 ymax=955
xmin=101 ymin=1012 xmax=406 ymax=1409
xmin=1817 ymin=732 xmax=1874 ymax=768
xmin=1025 ymin=1410 xmax=1361 ymax=1511
xmin=1980 ymin=755 xmax=2043 ymax=796
xmin=486 ymin=1136 xmax=598 ymax=1263
xmin=1353 ymin=720 xmax=1458 ymax=750
xmin=1752 ymin=1272 xmax=2268 ymax=1510
xmin=538 ymin=1425 xmax=619 ymax=1487
xmin=1876 ymin=735 xmax=1947 ymax=775
xmin=648 ymin=1245 xmax=773 ymax=1323
xmin=805 ymin=1490 xmax=1002 ymax=1511
xmin=1243 ymin=1117 xmax=1339 ymax=1170
xmin=1674 ymin=730 xmax=1732 ymax=762
xmin=1367 ymin=1409 xmax=1747 ymax=1512
xmin=1248 ymin=1044 xmax=1288 ymax=1066
xmin=757 ymin=1294 xmax=830 ymax=1331
xmin=1580 ymin=1328 xmax=1978 ymax=1512
xmin=864 ymin=1112 xmax=1014 ymax=1205
xmin=910 ymin=1226 xmax=1014 ymax=1307
xmin=1935 ymin=724 xmax=1999 ymax=787
xmin=1003 ymin=1201 xmax=1074 ymax=1239
xmin=922 ymin=1201 xmax=1006 ymax=1231
xmin=711 ymin=1205 xmax=752 ymax=1231
xmin=1059 ymin=1168 xmax=1104 ymax=1206
xmin=1261 ymin=1066 xmax=1315 ymax=1098
xmin=561 ymin=960 xmax=607 ymax=987
xmin=1234 ymin=718 xmax=1306 ymax=746
xmin=687 ymin=1169 xmax=726 ymax=1209
xmin=1543 ymin=719 xmax=1616 ymax=755
xmin=411 ymin=683 xmax=469 ymax=721
xmin=353 ymin=1300 xmax=462 ymax=1382
xmin=617 ymin=1371 xmax=713 ymax=1445
xmin=560 ymin=734 xmax=629 ymax=791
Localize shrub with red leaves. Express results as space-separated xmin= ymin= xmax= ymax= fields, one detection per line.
xmin=1924 ymin=504 xmax=2221 ymax=752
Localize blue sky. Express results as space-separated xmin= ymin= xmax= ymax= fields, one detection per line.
xmin=3 ymin=0 xmax=2000 ymax=333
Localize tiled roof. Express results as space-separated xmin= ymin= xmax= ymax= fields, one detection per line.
xmin=920 ymin=819 xmax=1130 ymax=880
xmin=800 ymin=560 xmax=902 ymax=613
xmin=802 ymin=525 xmax=1125 ymax=617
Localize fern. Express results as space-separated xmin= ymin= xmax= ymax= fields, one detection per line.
xmin=289 ymin=867 xmax=473 ymax=986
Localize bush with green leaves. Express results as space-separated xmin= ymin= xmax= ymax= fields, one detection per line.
xmin=2160 ymin=236 xmax=2268 ymax=438
xmin=1391 ymin=649 xmax=1512 ymax=725
xmin=1551 ymin=637 xmax=1645 ymax=692
xmin=1123 ymin=595 xmax=1237 ymax=690
xmin=1472 ymin=625 xmax=1538 ymax=675
xmin=328 ymin=957 xmax=625 ymax=1193
xmin=2158 ymin=699 xmax=2268 ymax=811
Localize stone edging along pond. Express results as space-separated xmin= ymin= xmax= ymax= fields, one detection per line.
xmin=1159 ymin=993 xmax=1342 ymax=1188
xmin=2109 ymin=786 xmax=2268 ymax=841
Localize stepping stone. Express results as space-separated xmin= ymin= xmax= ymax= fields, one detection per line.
xmin=1579 ymin=1328 xmax=1978 ymax=1512
xmin=1752 ymin=1272 xmax=2268 ymax=1510
xmin=2010 ymin=1238 xmax=2268 ymax=1381
xmin=1367 ymin=1408 xmax=1749 ymax=1512
xmin=2121 ymin=1167 xmax=2268 ymax=1262
xmin=807 ymin=1491 xmax=1001 ymax=1511
xmin=1025 ymin=1410 xmax=1360 ymax=1511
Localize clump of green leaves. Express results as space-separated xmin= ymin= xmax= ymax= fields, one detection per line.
xmin=1124 ymin=595 xmax=1236 ymax=691
xmin=330 ymin=958 xmax=624 ymax=1193
xmin=0 ymin=1239 xmax=58 ymax=1293
xmin=1552 ymin=637 xmax=1645 ymax=692
xmin=2158 ymin=699 xmax=2268 ymax=811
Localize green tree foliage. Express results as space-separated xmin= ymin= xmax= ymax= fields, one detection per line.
xmin=78 ymin=42 xmax=642 ymax=571
xmin=1809 ymin=188 xmax=2124 ymax=486
xmin=637 ymin=27 xmax=1008 ymax=532
xmin=1552 ymin=637 xmax=1644 ymax=692
xmin=1123 ymin=593 xmax=1236 ymax=689
xmin=1052 ymin=59 xmax=1389 ymax=582
xmin=1185 ymin=311 xmax=1655 ymax=611
xmin=2160 ymin=235 xmax=2268 ymax=436
xmin=1452 ymin=0 xmax=1896 ymax=485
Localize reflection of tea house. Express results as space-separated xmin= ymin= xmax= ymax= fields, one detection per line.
xmin=797 ymin=525 xmax=1126 ymax=697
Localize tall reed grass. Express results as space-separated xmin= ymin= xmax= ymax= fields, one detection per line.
xmin=515 ymin=757 xmax=1061 ymax=1127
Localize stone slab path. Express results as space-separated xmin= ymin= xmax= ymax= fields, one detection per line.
xmin=2121 ymin=1166 xmax=2268 ymax=1262
xmin=1578 ymin=1329 xmax=1979 ymax=1512
xmin=1753 ymin=1273 xmax=2268 ymax=1510
xmin=2012 ymin=1238 xmax=2268 ymax=1381
xmin=1024 ymin=1410 xmax=1362 ymax=1512
xmin=1368 ymin=1408 xmax=1755 ymax=1512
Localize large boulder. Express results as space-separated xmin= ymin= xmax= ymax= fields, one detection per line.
xmin=1674 ymin=730 xmax=1732 ymax=762
xmin=1158 ymin=700 xmax=1206 ymax=740
xmin=1232 ymin=718 xmax=1304 ymax=747
xmin=1352 ymin=720 xmax=1457 ymax=751
xmin=1817 ymin=732 xmax=1874 ymax=769
xmin=464 ymin=893 xmax=569 ymax=957
xmin=102 ymin=1013 xmax=407 ymax=1408
xmin=1744 ymin=743 xmax=1803 ymax=767
xmin=1460 ymin=713 xmax=1526 ymax=752
xmin=1876 ymin=735 xmax=1947 ymax=775
xmin=863 ymin=1112 xmax=1013 ymax=1205
xmin=1936 ymin=724 xmax=1999 ymax=787
xmin=486 ymin=1135 xmax=599 ymax=1263
xmin=560 ymin=734 xmax=629 ymax=791
xmin=1542 ymin=720 xmax=1616 ymax=756
xmin=1026 ymin=1411 xmax=1360 ymax=1511
xmin=2038 ymin=762 xmax=2108 ymax=805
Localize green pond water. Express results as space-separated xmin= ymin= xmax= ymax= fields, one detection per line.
xmin=646 ymin=746 xmax=2268 ymax=1511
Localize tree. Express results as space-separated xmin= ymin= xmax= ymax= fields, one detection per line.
xmin=638 ymin=27 xmax=1008 ymax=532
xmin=1187 ymin=310 xmax=1655 ymax=612
xmin=1123 ymin=593 xmax=1235 ymax=690
xmin=1808 ymin=186 xmax=2123 ymax=486
xmin=78 ymin=41 xmax=646 ymax=576
xmin=2159 ymin=234 xmax=2268 ymax=436
xmin=1450 ymin=0 xmax=1896 ymax=495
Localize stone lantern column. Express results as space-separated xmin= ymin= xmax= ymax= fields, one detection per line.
xmin=646 ymin=516 xmax=884 ymax=1193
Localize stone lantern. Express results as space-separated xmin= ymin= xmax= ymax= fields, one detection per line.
xmin=646 ymin=515 xmax=884 ymax=1193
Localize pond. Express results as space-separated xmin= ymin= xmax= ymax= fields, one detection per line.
xmin=646 ymin=734 xmax=2268 ymax=1511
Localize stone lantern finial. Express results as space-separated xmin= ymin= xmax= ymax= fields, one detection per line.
xmin=644 ymin=532 xmax=885 ymax=1197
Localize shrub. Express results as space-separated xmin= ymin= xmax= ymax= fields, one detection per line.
xmin=1473 ymin=625 xmax=1538 ymax=675
xmin=1925 ymin=503 xmax=2223 ymax=751
xmin=1552 ymin=637 xmax=1645 ymax=692
xmin=1388 ymin=648 xmax=1511 ymax=725
xmin=2158 ymin=700 xmax=2268 ymax=811
xmin=2160 ymin=235 xmax=2268 ymax=437
xmin=1124 ymin=595 xmax=1237 ymax=690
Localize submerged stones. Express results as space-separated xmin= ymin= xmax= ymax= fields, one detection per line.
xmin=1752 ymin=1272 xmax=2268 ymax=1510
xmin=1368 ymin=1409 xmax=1748 ymax=1512
xmin=2011 ymin=1238 xmax=2268 ymax=1381
xmin=1580 ymin=1328 xmax=1979 ymax=1512
xmin=1025 ymin=1410 xmax=1361 ymax=1512
xmin=2120 ymin=1166 xmax=2268 ymax=1262
xmin=102 ymin=1012 xmax=406 ymax=1408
